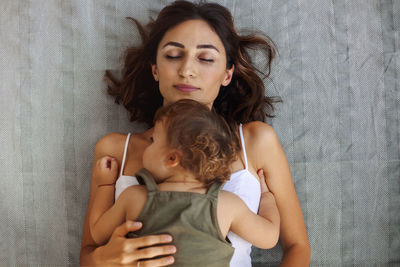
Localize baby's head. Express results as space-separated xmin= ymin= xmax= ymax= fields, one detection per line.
xmin=143 ymin=99 xmax=240 ymax=187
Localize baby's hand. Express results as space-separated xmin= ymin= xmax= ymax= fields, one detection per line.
xmin=94 ymin=156 xmax=119 ymax=186
xmin=257 ymin=169 xmax=271 ymax=194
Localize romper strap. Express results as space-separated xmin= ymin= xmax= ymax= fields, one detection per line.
xmin=206 ymin=181 xmax=225 ymax=199
xmin=135 ymin=168 xmax=158 ymax=192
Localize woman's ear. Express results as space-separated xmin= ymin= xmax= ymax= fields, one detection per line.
xmin=222 ymin=64 xmax=234 ymax=86
xmin=151 ymin=64 xmax=159 ymax=82
xmin=165 ymin=150 xmax=181 ymax=168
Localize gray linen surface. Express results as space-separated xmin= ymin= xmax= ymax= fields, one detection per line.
xmin=0 ymin=0 xmax=399 ymax=266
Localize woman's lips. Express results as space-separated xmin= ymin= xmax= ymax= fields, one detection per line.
xmin=174 ymin=84 xmax=200 ymax=92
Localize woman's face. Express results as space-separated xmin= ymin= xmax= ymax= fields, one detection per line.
xmin=152 ymin=19 xmax=234 ymax=108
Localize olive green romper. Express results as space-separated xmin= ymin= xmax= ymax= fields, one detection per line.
xmin=127 ymin=168 xmax=234 ymax=267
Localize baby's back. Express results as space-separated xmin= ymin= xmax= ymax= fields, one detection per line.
xmin=127 ymin=169 xmax=234 ymax=267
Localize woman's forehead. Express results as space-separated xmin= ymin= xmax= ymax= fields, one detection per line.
xmin=159 ymin=19 xmax=224 ymax=52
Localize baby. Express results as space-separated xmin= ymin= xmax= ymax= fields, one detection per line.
xmin=89 ymin=99 xmax=280 ymax=266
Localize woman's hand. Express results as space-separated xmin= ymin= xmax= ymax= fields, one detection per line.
xmin=94 ymin=221 xmax=176 ymax=266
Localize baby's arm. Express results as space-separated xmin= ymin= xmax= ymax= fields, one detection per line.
xmin=90 ymin=188 xmax=127 ymax=245
xmin=89 ymin=156 xmax=145 ymax=245
xmin=88 ymin=156 xmax=126 ymax=245
xmin=228 ymin=191 xmax=280 ymax=249
xmin=90 ymin=184 xmax=147 ymax=245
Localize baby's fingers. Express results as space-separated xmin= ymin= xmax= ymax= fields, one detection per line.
xmin=97 ymin=156 xmax=117 ymax=170
xmin=257 ymin=169 xmax=270 ymax=193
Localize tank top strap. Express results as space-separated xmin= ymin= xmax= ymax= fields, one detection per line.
xmin=239 ymin=124 xmax=249 ymax=170
xmin=119 ymin=133 xmax=131 ymax=177
xmin=135 ymin=168 xmax=158 ymax=192
xmin=206 ymin=181 xmax=224 ymax=199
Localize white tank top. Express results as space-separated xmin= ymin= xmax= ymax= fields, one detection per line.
xmin=115 ymin=124 xmax=261 ymax=267
xmin=114 ymin=132 xmax=139 ymax=199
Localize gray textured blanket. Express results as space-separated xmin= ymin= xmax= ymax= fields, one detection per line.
xmin=0 ymin=0 xmax=398 ymax=266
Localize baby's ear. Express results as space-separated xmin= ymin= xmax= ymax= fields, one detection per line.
xmin=165 ymin=150 xmax=181 ymax=168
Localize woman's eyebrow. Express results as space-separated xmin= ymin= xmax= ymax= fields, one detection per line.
xmin=197 ymin=44 xmax=219 ymax=52
xmin=162 ymin=41 xmax=184 ymax=49
xmin=162 ymin=41 xmax=219 ymax=52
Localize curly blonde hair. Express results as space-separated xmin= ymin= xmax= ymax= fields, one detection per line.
xmin=154 ymin=99 xmax=240 ymax=187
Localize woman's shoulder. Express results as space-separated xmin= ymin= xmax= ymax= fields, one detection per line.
xmin=242 ymin=121 xmax=279 ymax=146
xmin=242 ymin=121 xmax=282 ymax=168
xmin=94 ymin=131 xmax=151 ymax=161
xmin=96 ymin=132 xmax=128 ymax=149
xmin=93 ymin=132 xmax=129 ymax=160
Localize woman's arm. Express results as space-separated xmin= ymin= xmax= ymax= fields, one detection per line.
xmin=80 ymin=133 xmax=176 ymax=266
xmin=248 ymin=122 xmax=311 ymax=266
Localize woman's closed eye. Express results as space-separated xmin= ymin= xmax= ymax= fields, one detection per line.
xmin=166 ymin=55 xmax=181 ymax=59
xmin=199 ymin=58 xmax=214 ymax=62
xmin=165 ymin=55 xmax=214 ymax=63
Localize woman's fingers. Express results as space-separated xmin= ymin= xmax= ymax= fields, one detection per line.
xmin=123 ymin=245 xmax=176 ymax=265
xmin=112 ymin=221 xmax=143 ymax=239
xmin=129 ymin=243 xmax=176 ymax=259
xmin=120 ymin=244 xmax=176 ymax=265
xmin=121 ymin=236 xmax=176 ymax=266
xmin=137 ymin=255 xmax=175 ymax=267
xmin=111 ymin=221 xmax=176 ymax=265
xmin=132 ymin=234 xmax=173 ymax=248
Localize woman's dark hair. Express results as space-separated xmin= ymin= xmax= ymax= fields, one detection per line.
xmin=105 ymin=0 xmax=281 ymax=126
xmin=154 ymin=99 xmax=240 ymax=187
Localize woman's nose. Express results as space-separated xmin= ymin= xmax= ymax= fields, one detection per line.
xmin=178 ymin=57 xmax=196 ymax=78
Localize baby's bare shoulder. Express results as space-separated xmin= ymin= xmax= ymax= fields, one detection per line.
xmin=120 ymin=184 xmax=147 ymax=199
xmin=219 ymin=190 xmax=245 ymax=206
xmin=118 ymin=185 xmax=148 ymax=218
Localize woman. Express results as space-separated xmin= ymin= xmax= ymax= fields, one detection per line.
xmin=80 ymin=1 xmax=310 ymax=266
